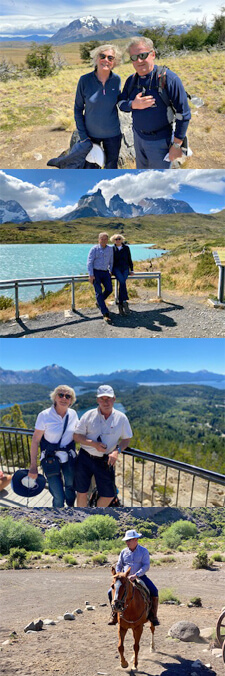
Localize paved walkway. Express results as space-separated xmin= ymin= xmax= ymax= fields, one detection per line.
xmin=0 ymin=295 xmax=224 ymax=338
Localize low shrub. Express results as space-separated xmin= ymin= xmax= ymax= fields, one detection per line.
xmin=192 ymin=550 xmax=209 ymax=569
xmin=63 ymin=554 xmax=78 ymax=565
xmin=0 ymin=516 xmax=44 ymax=554
xmin=159 ymin=588 xmax=180 ymax=604
xmin=162 ymin=520 xmax=198 ymax=549
xmin=92 ymin=553 xmax=108 ymax=565
xmin=8 ymin=547 xmax=27 ymax=569
xmin=0 ymin=296 xmax=14 ymax=309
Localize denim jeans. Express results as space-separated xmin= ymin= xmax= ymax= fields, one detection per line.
xmin=89 ymin=134 xmax=122 ymax=169
xmin=113 ymin=268 xmax=129 ymax=303
xmin=47 ymin=460 xmax=76 ymax=508
xmin=93 ymin=269 xmax=112 ymax=315
xmin=133 ymin=128 xmax=171 ymax=169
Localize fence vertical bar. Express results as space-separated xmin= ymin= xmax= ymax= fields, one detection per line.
xmin=122 ymin=453 xmax=125 ymax=506
xmin=163 ymin=466 xmax=168 ymax=506
xmin=175 ymin=470 xmax=181 ymax=507
xmin=15 ymin=282 xmax=19 ymax=319
xmin=218 ymin=266 xmax=224 ymax=303
xmin=157 ymin=273 xmax=161 ymax=298
xmin=151 ymin=463 xmax=156 ymax=506
xmin=190 ymin=475 xmax=195 ymax=507
xmin=205 ymin=480 xmax=210 ymax=507
xmin=141 ymin=460 xmax=144 ymax=507
xmin=71 ymin=278 xmax=75 ymax=312
xmin=40 ymin=282 xmax=45 ymax=299
xmin=131 ymin=456 xmax=134 ymax=506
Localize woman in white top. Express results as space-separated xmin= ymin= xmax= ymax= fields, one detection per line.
xmin=28 ymin=384 xmax=78 ymax=508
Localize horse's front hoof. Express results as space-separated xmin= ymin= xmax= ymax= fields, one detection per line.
xmin=121 ymin=659 xmax=129 ymax=668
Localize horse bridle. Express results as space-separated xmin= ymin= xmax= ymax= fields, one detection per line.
xmin=112 ymin=577 xmax=147 ymax=624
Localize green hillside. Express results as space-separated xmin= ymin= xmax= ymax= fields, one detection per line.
xmin=1 ymin=210 xmax=224 ymax=245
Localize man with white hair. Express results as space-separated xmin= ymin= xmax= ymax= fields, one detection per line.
xmin=74 ymin=385 xmax=132 ymax=507
xmin=118 ymin=36 xmax=191 ymax=169
xmin=108 ymin=528 xmax=159 ymax=626
xmin=87 ymin=232 xmax=114 ymax=323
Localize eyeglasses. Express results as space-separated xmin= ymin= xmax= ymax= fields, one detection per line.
xmin=115 ymin=237 xmax=122 ymax=240
xmin=58 ymin=393 xmax=71 ymax=400
xmin=99 ymin=54 xmax=115 ymax=62
xmin=130 ymin=51 xmax=151 ymax=62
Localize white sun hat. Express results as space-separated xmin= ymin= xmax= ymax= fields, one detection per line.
xmin=85 ymin=143 xmax=105 ymax=167
xmin=122 ymin=529 xmax=142 ymax=541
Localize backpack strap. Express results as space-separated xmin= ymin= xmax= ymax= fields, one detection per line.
xmin=126 ymin=72 xmax=139 ymax=99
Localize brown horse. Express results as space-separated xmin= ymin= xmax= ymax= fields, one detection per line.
xmin=111 ymin=566 xmax=155 ymax=669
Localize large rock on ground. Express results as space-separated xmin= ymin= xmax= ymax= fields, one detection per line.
xmin=169 ymin=620 xmax=200 ymax=642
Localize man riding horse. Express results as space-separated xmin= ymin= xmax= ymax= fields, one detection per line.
xmin=108 ymin=528 xmax=159 ymax=626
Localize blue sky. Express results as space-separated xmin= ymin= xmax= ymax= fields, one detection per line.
xmin=0 ymin=0 xmax=221 ymax=35
xmin=0 ymin=338 xmax=224 ymax=375
xmin=1 ymin=169 xmax=224 ymax=221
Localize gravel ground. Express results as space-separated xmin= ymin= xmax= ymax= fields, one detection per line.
xmin=0 ymin=295 xmax=224 ymax=338
xmin=0 ymin=562 xmax=224 ymax=676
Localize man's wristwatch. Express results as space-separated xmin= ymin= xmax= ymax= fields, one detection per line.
xmin=172 ymin=142 xmax=182 ymax=148
xmin=116 ymin=445 xmax=122 ymax=454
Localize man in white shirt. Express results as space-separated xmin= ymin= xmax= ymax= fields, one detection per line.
xmin=74 ymin=385 xmax=132 ymax=507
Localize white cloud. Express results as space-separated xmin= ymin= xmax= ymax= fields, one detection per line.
xmin=40 ymin=179 xmax=65 ymax=194
xmin=210 ymin=208 xmax=221 ymax=213
xmin=0 ymin=171 xmax=77 ymax=220
xmin=89 ymin=169 xmax=225 ymax=205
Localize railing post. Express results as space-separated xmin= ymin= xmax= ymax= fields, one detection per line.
xmin=40 ymin=282 xmax=45 ymax=299
xmin=218 ymin=266 xmax=224 ymax=303
xmin=71 ymin=278 xmax=76 ymax=312
xmin=15 ymin=282 xmax=19 ymax=319
xmin=157 ymin=273 xmax=161 ymax=298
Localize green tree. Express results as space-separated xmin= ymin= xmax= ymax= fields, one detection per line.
xmin=179 ymin=22 xmax=209 ymax=50
xmin=25 ymin=43 xmax=58 ymax=78
xmin=1 ymin=405 xmax=29 ymax=468
xmin=206 ymin=7 xmax=225 ymax=45
xmin=2 ymin=404 xmax=27 ymax=429
xmin=79 ymin=41 xmax=101 ymax=63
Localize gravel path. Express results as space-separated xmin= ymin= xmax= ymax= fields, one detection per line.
xmin=1 ymin=295 xmax=224 ymax=338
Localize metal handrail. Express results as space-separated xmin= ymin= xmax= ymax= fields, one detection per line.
xmin=0 ymin=426 xmax=224 ymax=507
xmin=0 ymin=271 xmax=161 ymax=319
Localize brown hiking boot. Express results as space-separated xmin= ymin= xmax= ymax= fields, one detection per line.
xmin=148 ymin=596 xmax=160 ymax=626
xmin=108 ymin=612 xmax=118 ymax=625
xmin=118 ymin=303 xmax=124 ymax=315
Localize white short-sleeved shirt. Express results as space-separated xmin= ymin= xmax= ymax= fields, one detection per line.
xmin=35 ymin=406 xmax=79 ymax=463
xmin=75 ymin=407 xmax=132 ymax=457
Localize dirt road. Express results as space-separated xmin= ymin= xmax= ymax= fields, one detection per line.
xmin=0 ymin=558 xmax=224 ymax=676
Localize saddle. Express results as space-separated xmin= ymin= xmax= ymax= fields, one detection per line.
xmin=134 ymin=579 xmax=152 ymax=614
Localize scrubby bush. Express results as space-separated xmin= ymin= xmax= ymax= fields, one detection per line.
xmin=25 ymin=43 xmax=64 ymax=78
xmin=8 ymin=547 xmax=27 ymax=569
xmin=63 ymin=554 xmax=78 ymax=565
xmin=161 ymin=520 xmax=198 ymax=549
xmin=80 ymin=41 xmax=101 ymax=63
xmin=0 ymin=296 xmax=14 ymax=309
xmin=192 ymin=550 xmax=209 ymax=569
xmin=45 ymin=515 xmax=117 ymax=549
xmin=159 ymin=588 xmax=180 ymax=604
xmin=92 ymin=553 xmax=108 ymax=565
xmin=0 ymin=516 xmax=43 ymax=554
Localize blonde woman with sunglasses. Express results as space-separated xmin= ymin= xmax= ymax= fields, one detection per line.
xmin=74 ymin=44 xmax=122 ymax=168
xmin=28 ymin=385 xmax=78 ymax=508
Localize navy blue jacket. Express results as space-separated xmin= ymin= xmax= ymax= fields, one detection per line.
xmin=118 ymin=65 xmax=191 ymax=140
xmin=112 ymin=244 xmax=133 ymax=273
xmin=74 ymin=70 xmax=121 ymax=140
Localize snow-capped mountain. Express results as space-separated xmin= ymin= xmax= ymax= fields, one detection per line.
xmin=0 ymin=199 xmax=31 ymax=224
xmin=62 ymin=189 xmax=194 ymax=221
xmin=50 ymin=15 xmax=140 ymax=44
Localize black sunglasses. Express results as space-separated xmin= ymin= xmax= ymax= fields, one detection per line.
xmin=58 ymin=393 xmax=71 ymax=400
xmin=130 ymin=51 xmax=151 ymax=62
xmin=99 ymin=54 xmax=115 ymax=62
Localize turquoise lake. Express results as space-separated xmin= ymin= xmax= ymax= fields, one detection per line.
xmin=0 ymin=243 xmax=166 ymax=301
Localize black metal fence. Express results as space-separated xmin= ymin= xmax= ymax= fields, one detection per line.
xmin=0 ymin=426 xmax=224 ymax=508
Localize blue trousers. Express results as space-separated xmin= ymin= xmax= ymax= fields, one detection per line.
xmin=47 ymin=461 xmax=76 ymax=509
xmin=93 ymin=269 xmax=112 ymax=316
xmin=133 ymin=128 xmax=171 ymax=169
xmin=113 ymin=268 xmax=129 ymax=303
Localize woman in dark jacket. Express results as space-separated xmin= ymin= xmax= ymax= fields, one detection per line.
xmin=110 ymin=234 xmax=134 ymax=315
xmin=74 ymin=44 xmax=122 ymax=169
